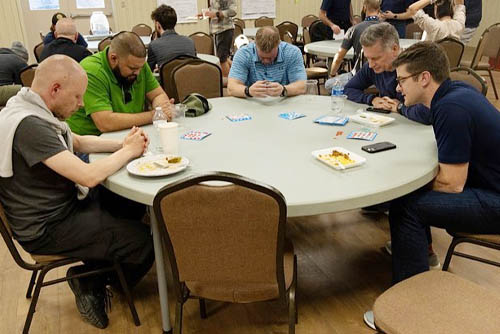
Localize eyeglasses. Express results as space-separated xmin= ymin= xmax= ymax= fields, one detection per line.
xmin=396 ymin=72 xmax=422 ymax=86
xmin=122 ymin=86 xmax=132 ymax=104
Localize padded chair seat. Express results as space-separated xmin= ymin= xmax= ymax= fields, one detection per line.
xmin=306 ymin=67 xmax=328 ymax=79
xmin=186 ymin=239 xmax=294 ymax=303
xmin=460 ymin=59 xmax=492 ymax=70
xmin=447 ymin=231 xmax=500 ymax=244
xmin=31 ymin=253 xmax=68 ymax=264
xmin=373 ymin=271 xmax=500 ymax=334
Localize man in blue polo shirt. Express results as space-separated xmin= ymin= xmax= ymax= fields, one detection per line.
xmin=228 ymin=26 xmax=306 ymax=98
xmin=344 ymin=23 xmax=430 ymax=124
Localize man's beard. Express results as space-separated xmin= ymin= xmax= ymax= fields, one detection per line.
xmin=112 ymin=64 xmax=137 ymax=87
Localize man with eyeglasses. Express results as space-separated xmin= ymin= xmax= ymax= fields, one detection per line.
xmin=343 ymin=22 xmax=430 ymax=124
xmin=67 ymin=32 xmax=173 ymax=136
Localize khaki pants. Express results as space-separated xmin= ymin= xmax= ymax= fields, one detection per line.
xmin=0 ymin=85 xmax=21 ymax=107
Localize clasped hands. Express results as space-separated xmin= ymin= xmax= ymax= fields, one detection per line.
xmin=372 ymin=96 xmax=400 ymax=113
xmin=249 ymin=80 xmax=284 ymax=97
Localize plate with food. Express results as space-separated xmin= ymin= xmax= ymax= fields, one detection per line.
xmin=126 ymin=154 xmax=189 ymax=177
xmin=350 ymin=112 xmax=395 ymax=127
xmin=312 ymin=147 xmax=366 ymax=170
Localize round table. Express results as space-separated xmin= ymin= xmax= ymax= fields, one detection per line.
xmin=92 ymin=95 xmax=437 ymax=216
xmin=305 ymin=38 xmax=419 ymax=59
xmin=90 ymin=95 xmax=437 ymax=332
xmin=197 ymin=53 xmax=221 ymax=66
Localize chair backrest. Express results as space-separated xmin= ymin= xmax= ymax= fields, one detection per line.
xmin=153 ymin=172 xmax=288 ymax=302
xmin=283 ymin=31 xmax=293 ymax=44
xmin=437 ymin=37 xmax=465 ymax=68
xmin=189 ymin=32 xmax=215 ymax=55
xmin=255 ymin=16 xmax=274 ymax=28
xmin=405 ymin=22 xmax=423 ymax=39
xmin=33 ymin=42 xmax=44 ymax=63
xmin=98 ymin=36 xmax=112 ymax=52
xmin=0 ymin=202 xmax=37 ymax=271
xmin=470 ymin=23 xmax=500 ymax=68
xmin=160 ymin=54 xmax=199 ymax=101
xmin=20 ymin=64 xmax=38 ymax=87
xmin=171 ymin=59 xmax=223 ymax=102
xmin=233 ymin=17 xmax=246 ymax=28
xmin=277 ymin=21 xmax=299 ymax=43
xmin=450 ymin=66 xmax=488 ymax=96
xmin=301 ymin=14 xmax=319 ymax=28
xmin=39 ymin=31 xmax=45 ymax=41
xmin=302 ymin=26 xmax=311 ymax=45
xmin=232 ymin=24 xmax=244 ymax=53
xmin=131 ymin=23 xmax=152 ymax=36
xmin=309 ymin=19 xmax=327 ymax=42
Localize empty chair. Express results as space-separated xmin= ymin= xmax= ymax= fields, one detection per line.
xmin=405 ymin=22 xmax=423 ymax=39
xmin=437 ymin=37 xmax=465 ymax=67
xmin=98 ymin=36 xmax=113 ymax=51
xmin=170 ymin=59 xmax=223 ymax=102
xmin=0 ymin=202 xmax=140 ymax=334
xmin=20 ymin=64 xmax=38 ymax=87
xmin=189 ymin=32 xmax=215 ymax=55
xmin=132 ymin=23 xmax=153 ymax=36
xmin=153 ymin=172 xmax=297 ymax=334
xmin=160 ymin=54 xmax=199 ymax=101
xmin=282 ymin=31 xmax=293 ymax=44
xmin=301 ymin=14 xmax=319 ymax=29
xmin=277 ymin=21 xmax=299 ymax=44
xmin=303 ymin=27 xmax=328 ymax=85
xmin=33 ymin=42 xmax=44 ymax=63
xmin=373 ymin=270 xmax=500 ymax=334
xmin=442 ymin=231 xmax=500 ymax=270
xmin=450 ymin=67 xmax=488 ymax=96
xmin=460 ymin=23 xmax=500 ymax=99
xmin=233 ymin=17 xmax=245 ymax=29
xmin=254 ymin=16 xmax=274 ymax=27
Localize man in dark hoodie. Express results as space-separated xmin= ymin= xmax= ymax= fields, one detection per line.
xmin=0 ymin=41 xmax=28 ymax=106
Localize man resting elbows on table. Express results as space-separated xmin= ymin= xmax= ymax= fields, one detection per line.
xmin=227 ymin=26 xmax=307 ymax=98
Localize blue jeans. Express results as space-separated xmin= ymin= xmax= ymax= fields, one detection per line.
xmin=389 ymin=187 xmax=500 ymax=283
xmin=387 ymin=20 xmax=406 ymax=39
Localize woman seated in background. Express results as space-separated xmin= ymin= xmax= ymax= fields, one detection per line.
xmin=382 ymin=0 xmax=465 ymax=41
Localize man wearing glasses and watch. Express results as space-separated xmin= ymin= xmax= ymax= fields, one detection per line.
xmin=67 ymin=32 xmax=173 ymax=136
xmin=343 ymin=23 xmax=430 ymax=124
xmin=228 ymin=26 xmax=306 ymax=98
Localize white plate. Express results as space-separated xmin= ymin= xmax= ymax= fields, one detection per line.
xmin=350 ymin=112 xmax=395 ymax=127
xmin=312 ymin=147 xmax=366 ymax=170
xmin=126 ymin=154 xmax=189 ymax=177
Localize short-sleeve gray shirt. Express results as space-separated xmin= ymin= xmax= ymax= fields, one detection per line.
xmin=0 ymin=116 xmax=78 ymax=241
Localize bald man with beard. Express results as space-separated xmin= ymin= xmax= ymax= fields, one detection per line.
xmin=0 ymin=55 xmax=154 ymax=329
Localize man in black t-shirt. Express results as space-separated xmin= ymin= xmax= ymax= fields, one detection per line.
xmin=0 ymin=55 xmax=153 ymax=329
xmin=40 ymin=18 xmax=92 ymax=63
xmin=315 ymin=0 xmax=353 ymax=42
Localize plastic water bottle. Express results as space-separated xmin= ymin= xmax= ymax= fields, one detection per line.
xmin=331 ymin=79 xmax=347 ymax=116
xmin=153 ymin=107 xmax=168 ymax=152
xmin=90 ymin=11 xmax=110 ymax=36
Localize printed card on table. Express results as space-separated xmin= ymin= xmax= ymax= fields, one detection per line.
xmin=181 ymin=130 xmax=211 ymax=141
xmin=314 ymin=115 xmax=349 ymax=126
xmin=226 ymin=114 xmax=252 ymax=122
xmin=279 ymin=112 xmax=306 ymax=120
xmin=346 ymin=130 xmax=377 ymax=141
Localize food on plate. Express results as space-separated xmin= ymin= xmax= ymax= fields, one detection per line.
xmin=167 ymin=156 xmax=182 ymax=163
xmin=318 ymin=150 xmax=355 ymax=166
xmin=137 ymin=161 xmax=161 ymax=173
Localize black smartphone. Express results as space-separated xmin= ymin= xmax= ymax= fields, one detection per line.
xmin=366 ymin=107 xmax=391 ymax=114
xmin=362 ymin=141 xmax=397 ymax=153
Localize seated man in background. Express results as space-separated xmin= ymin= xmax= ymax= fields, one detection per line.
xmin=148 ymin=4 xmax=196 ymax=71
xmin=67 ymin=32 xmax=172 ymax=136
xmin=329 ymin=0 xmax=381 ymax=77
xmin=0 ymin=41 xmax=28 ymax=106
xmin=43 ymin=12 xmax=88 ymax=47
xmin=344 ymin=23 xmax=430 ymax=124
xmin=0 ymin=55 xmax=154 ymax=329
xmin=40 ymin=18 xmax=92 ymax=63
xmin=382 ymin=0 xmax=465 ymax=41
xmin=228 ymin=26 xmax=306 ymax=98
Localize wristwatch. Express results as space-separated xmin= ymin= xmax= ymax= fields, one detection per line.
xmin=244 ymin=86 xmax=253 ymax=98
xmin=397 ymin=102 xmax=404 ymax=114
xmin=280 ymin=85 xmax=288 ymax=97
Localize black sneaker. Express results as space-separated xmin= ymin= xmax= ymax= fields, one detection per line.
xmin=67 ymin=266 xmax=109 ymax=329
